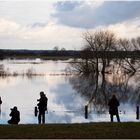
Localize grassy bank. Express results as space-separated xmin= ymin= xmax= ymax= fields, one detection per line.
xmin=0 ymin=122 xmax=140 ymax=139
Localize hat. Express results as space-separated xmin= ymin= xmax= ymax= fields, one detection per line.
xmin=40 ymin=91 xmax=44 ymax=95
xmin=112 ymin=94 xmax=116 ymax=98
xmin=13 ymin=106 xmax=17 ymax=110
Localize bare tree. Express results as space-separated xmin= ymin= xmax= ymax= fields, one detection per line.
xmin=60 ymin=47 xmax=66 ymax=51
xmin=81 ymin=30 xmax=117 ymax=75
xmin=53 ymin=46 xmax=59 ymax=51
xmin=118 ymin=39 xmax=139 ymax=73
xmin=71 ymin=30 xmax=140 ymax=75
xmin=131 ymin=37 xmax=140 ymax=50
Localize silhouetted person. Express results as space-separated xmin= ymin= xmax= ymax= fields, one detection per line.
xmin=0 ymin=97 xmax=2 ymax=115
xmin=108 ymin=94 xmax=120 ymax=122
xmin=8 ymin=106 xmax=20 ymax=124
xmin=37 ymin=91 xmax=48 ymax=124
xmin=0 ymin=97 xmax=2 ymax=105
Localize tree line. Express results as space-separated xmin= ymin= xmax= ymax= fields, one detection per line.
xmin=0 ymin=49 xmax=80 ymax=59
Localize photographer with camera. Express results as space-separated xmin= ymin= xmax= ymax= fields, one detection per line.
xmin=37 ymin=91 xmax=48 ymax=124
xmin=8 ymin=106 xmax=20 ymax=124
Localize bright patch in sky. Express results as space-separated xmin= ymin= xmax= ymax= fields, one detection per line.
xmin=0 ymin=0 xmax=140 ymax=50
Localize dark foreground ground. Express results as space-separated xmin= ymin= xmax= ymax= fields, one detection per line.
xmin=0 ymin=122 xmax=140 ymax=139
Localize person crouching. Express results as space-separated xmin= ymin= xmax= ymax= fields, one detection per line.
xmin=8 ymin=106 xmax=20 ymax=124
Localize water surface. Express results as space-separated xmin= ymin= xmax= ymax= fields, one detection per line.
xmin=0 ymin=59 xmax=139 ymax=124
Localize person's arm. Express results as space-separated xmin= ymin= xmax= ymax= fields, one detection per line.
xmin=108 ymin=100 xmax=111 ymax=106
xmin=18 ymin=111 xmax=20 ymax=122
xmin=9 ymin=111 xmax=13 ymax=116
xmin=117 ymin=100 xmax=120 ymax=106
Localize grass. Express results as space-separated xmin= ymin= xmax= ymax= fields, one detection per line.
xmin=0 ymin=122 xmax=140 ymax=139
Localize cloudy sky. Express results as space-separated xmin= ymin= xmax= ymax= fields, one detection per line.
xmin=0 ymin=0 xmax=140 ymax=50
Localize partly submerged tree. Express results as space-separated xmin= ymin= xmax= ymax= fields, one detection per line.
xmin=71 ymin=29 xmax=140 ymax=75
xmin=69 ymin=29 xmax=140 ymax=112
xmin=118 ymin=38 xmax=140 ymax=73
xmin=72 ymin=30 xmax=117 ymax=75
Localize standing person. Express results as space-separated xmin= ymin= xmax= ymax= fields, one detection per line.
xmin=8 ymin=106 xmax=20 ymax=124
xmin=37 ymin=91 xmax=48 ymax=124
xmin=108 ymin=94 xmax=120 ymax=122
xmin=0 ymin=97 xmax=2 ymax=115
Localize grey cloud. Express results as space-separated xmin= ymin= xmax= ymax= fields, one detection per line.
xmin=30 ymin=22 xmax=47 ymax=28
xmin=52 ymin=1 xmax=140 ymax=29
xmin=54 ymin=1 xmax=82 ymax=11
xmin=95 ymin=1 xmax=140 ymax=26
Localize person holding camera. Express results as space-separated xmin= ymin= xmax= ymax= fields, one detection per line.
xmin=37 ymin=91 xmax=48 ymax=124
xmin=8 ymin=106 xmax=20 ymax=124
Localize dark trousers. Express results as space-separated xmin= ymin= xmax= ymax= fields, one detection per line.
xmin=110 ymin=113 xmax=120 ymax=122
xmin=8 ymin=119 xmax=19 ymax=124
xmin=38 ymin=110 xmax=45 ymax=124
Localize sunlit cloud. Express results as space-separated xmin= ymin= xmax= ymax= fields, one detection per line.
xmin=108 ymin=18 xmax=140 ymax=39
xmin=0 ymin=18 xmax=83 ymax=50
xmin=0 ymin=1 xmax=140 ymax=50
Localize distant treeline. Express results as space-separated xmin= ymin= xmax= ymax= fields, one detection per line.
xmin=80 ymin=50 xmax=140 ymax=59
xmin=0 ymin=49 xmax=80 ymax=59
xmin=0 ymin=49 xmax=140 ymax=59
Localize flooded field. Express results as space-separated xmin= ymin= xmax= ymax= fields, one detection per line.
xmin=0 ymin=59 xmax=139 ymax=124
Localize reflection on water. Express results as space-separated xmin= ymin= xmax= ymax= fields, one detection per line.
xmin=0 ymin=59 xmax=87 ymax=124
xmin=69 ymin=71 xmax=140 ymax=122
xmin=0 ymin=59 xmax=140 ymax=124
